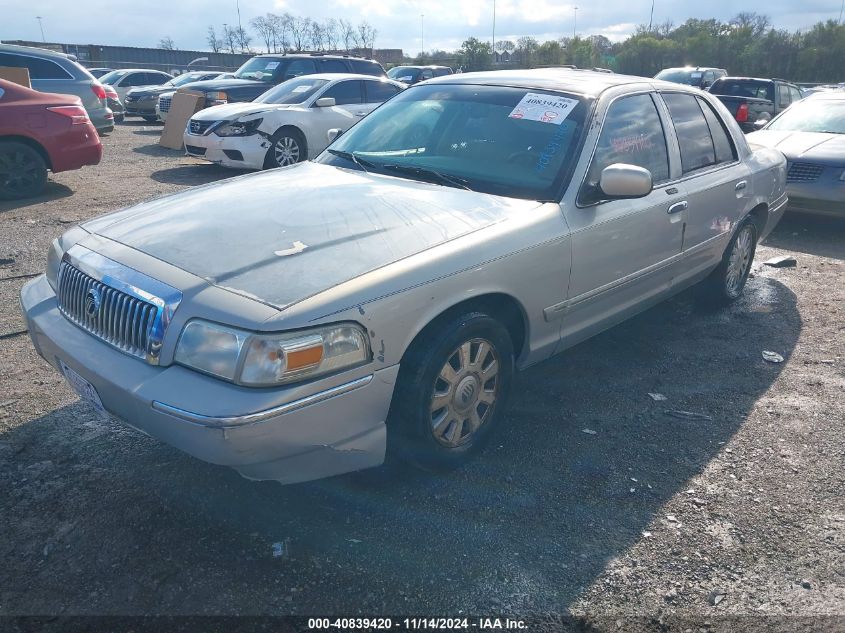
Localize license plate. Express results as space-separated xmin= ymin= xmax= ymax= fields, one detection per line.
xmin=58 ymin=359 xmax=106 ymax=415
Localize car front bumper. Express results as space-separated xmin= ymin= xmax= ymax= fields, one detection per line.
xmin=183 ymin=131 xmax=268 ymax=170
xmin=786 ymin=181 xmax=845 ymax=218
xmin=20 ymin=274 xmax=398 ymax=484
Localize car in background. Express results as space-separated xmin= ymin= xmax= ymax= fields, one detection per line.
xmin=184 ymin=74 xmax=405 ymax=169
xmin=20 ymin=70 xmax=786 ymax=484
xmin=87 ymin=68 xmax=114 ymax=79
xmin=655 ymin=66 xmax=727 ymax=90
xmin=0 ymin=43 xmax=114 ymax=134
xmin=159 ymin=54 xmax=386 ymax=115
xmin=387 ymin=65 xmax=453 ymax=85
xmin=747 ymin=92 xmax=845 ymax=218
xmin=103 ymin=84 xmax=124 ymax=123
xmin=709 ymin=77 xmax=803 ymax=132
xmin=124 ymin=71 xmax=225 ymax=121
xmin=0 ymin=79 xmax=102 ymax=199
xmin=98 ymin=68 xmax=173 ymax=101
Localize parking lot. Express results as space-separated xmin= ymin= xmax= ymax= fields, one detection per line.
xmin=1 ymin=122 xmax=844 ymax=624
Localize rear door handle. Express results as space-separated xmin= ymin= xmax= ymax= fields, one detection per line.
xmin=735 ymin=180 xmax=748 ymax=191
xmin=668 ymin=201 xmax=688 ymax=215
xmin=353 ymin=111 xmax=367 ymax=117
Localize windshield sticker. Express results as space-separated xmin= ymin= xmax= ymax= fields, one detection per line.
xmin=509 ymin=93 xmax=579 ymax=125
xmin=265 ymin=61 xmax=280 ymax=70
xmin=611 ymin=135 xmax=655 ymax=154
xmin=535 ymin=123 xmax=574 ymax=172
xmin=292 ymin=84 xmax=314 ymax=93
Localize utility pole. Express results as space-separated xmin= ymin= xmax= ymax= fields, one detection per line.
xmin=648 ymin=0 xmax=655 ymax=31
xmin=840 ymin=0 xmax=844 ymax=24
xmin=36 ymin=16 xmax=46 ymax=42
xmin=420 ymin=14 xmax=425 ymax=56
xmin=573 ymin=6 xmax=578 ymax=39
xmin=492 ymin=0 xmax=496 ymax=62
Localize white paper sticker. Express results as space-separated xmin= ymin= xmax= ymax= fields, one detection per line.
xmin=265 ymin=61 xmax=280 ymax=70
xmin=399 ymin=75 xmax=413 ymax=81
xmin=292 ymin=84 xmax=313 ymax=93
xmin=508 ymin=92 xmax=579 ymax=125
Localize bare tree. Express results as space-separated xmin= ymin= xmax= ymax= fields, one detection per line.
xmin=223 ymin=25 xmax=238 ymax=54
xmin=158 ymin=36 xmax=176 ymax=50
xmin=338 ymin=18 xmax=356 ymax=52
xmin=250 ymin=15 xmax=274 ymax=52
xmin=289 ymin=16 xmax=310 ymax=51
xmin=235 ymin=26 xmax=252 ymax=53
xmin=266 ymin=13 xmax=289 ymax=52
xmin=356 ymin=20 xmax=377 ymax=53
xmin=310 ymin=20 xmax=325 ymax=51
xmin=323 ymin=18 xmax=339 ymax=51
xmin=206 ymin=26 xmax=223 ymax=53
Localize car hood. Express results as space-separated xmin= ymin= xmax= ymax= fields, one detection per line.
xmin=82 ymin=162 xmax=540 ymax=310
xmin=192 ymin=102 xmax=298 ymax=121
xmin=126 ymin=85 xmax=180 ymax=98
xmin=170 ymin=78 xmax=271 ymax=93
xmin=747 ymin=130 xmax=845 ymax=164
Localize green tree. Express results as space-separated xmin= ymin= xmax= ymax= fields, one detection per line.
xmin=458 ymin=37 xmax=493 ymax=71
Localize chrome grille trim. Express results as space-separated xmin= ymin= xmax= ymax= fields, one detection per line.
xmin=188 ymin=119 xmax=216 ymax=135
xmin=787 ymin=162 xmax=824 ymax=183
xmin=57 ymin=245 xmax=182 ymax=365
xmin=159 ymin=95 xmax=172 ymax=113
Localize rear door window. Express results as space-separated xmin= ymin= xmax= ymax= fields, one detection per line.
xmin=697 ymin=97 xmax=736 ymax=164
xmin=350 ymin=60 xmax=384 ymax=76
xmin=662 ymin=92 xmax=717 ymax=174
xmin=320 ymin=59 xmax=348 ymax=73
xmin=579 ymin=93 xmax=670 ymax=205
xmin=777 ymin=84 xmax=792 ymax=108
xmin=283 ymin=59 xmax=317 ymax=80
xmin=0 ymin=52 xmax=72 ymax=79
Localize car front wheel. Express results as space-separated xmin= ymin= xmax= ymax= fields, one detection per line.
xmin=389 ymin=311 xmax=514 ymax=471
xmin=264 ymin=129 xmax=306 ymax=168
xmin=0 ymin=142 xmax=48 ymax=200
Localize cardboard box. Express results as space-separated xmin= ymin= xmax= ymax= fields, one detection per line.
xmin=0 ymin=67 xmax=32 ymax=88
xmin=159 ymin=90 xmax=205 ymax=150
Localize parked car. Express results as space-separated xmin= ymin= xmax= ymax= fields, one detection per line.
xmin=98 ymin=68 xmax=173 ymax=101
xmin=87 ymin=68 xmax=114 ymax=79
xmin=184 ymin=74 xmax=406 ymax=169
xmin=20 ymin=70 xmax=786 ymax=484
xmin=387 ymin=65 xmax=453 ymax=85
xmin=747 ymin=92 xmax=845 ymax=218
xmin=0 ymin=79 xmax=102 ymax=199
xmin=0 ymin=43 xmax=114 ymax=134
xmin=155 ymin=91 xmax=176 ymax=122
xmin=709 ymin=77 xmax=803 ymax=132
xmin=124 ymin=71 xmax=226 ymax=121
xmin=160 ymin=54 xmax=386 ymax=114
xmin=655 ymin=66 xmax=727 ymax=90
xmin=103 ymin=84 xmax=124 ymax=123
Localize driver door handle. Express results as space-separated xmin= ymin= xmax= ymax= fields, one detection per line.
xmin=735 ymin=180 xmax=748 ymax=191
xmin=668 ymin=201 xmax=688 ymax=215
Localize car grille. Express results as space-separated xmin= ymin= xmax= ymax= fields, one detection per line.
xmin=185 ymin=145 xmax=207 ymax=156
xmin=159 ymin=95 xmax=172 ymax=113
xmin=57 ymin=262 xmax=157 ymax=360
xmin=188 ymin=119 xmax=216 ymax=135
xmin=125 ymin=95 xmax=138 ymax=103
xmin=787 ymin=162 xmax=825 ymax=183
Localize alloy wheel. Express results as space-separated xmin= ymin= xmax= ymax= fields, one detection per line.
xmin=0 ymin=149 xmax=40 ymax=196
xmin=430 ymin=338 xmax=500 ymax=448
xmin=725 ymin=225 xmax=754 ymax=297
xmin=273 ymin=136 xmax=301 ymax=167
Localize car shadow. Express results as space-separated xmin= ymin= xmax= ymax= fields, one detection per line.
xmin=119 ymin=119 xmax=163 ymax=127
xmin=764 ymin=213 xmax=845 ymax=261
xmin=2 ymin=275 xmax=800 ymax=615
xmin=132 ymin=129 xmax=165 ymax=137
xmin=0 ymin=182 xmax=73 ymax=213
xmin=150 ymin=164 xmax=246 ymax=186
xmin=132 ymin=143 xmax=181 ymax=157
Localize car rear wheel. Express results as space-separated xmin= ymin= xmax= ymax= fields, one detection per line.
xmin=264 ymin=129 xmax=306 ymax=169
xmin=388 ymin=311 xmax=514 ymax=472
xmin=0 ymin=142 xmax=48 ymax=200
xmin=700 ymin=219 xmax=757 ymax=306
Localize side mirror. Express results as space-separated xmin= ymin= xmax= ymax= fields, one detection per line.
xmin=327 ymin=128 xmax=343 ymax=143
xmin=315 ymin=97 xmax=336 ymax=107
xmin=599 ymin=164 xmax=653 ymax=199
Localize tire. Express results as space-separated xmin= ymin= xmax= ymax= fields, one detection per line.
xmin=388 ymin=311 xmax=514 ymax=472
xmin=142 ymin=115 xmax=159 ymax=123
xmin=0 ymin=141 xmax=48 ymax=200
xmin=699 ymin=218 xmax=758 ymax=306
xmin=264 ymin=128 xmax=306 ymax=169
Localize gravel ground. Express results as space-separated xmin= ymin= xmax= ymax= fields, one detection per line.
xmin=1 ymin=123 xmax=843 ymax=630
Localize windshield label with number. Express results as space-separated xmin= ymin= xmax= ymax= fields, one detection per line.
xmin=508 ymin=93 xmax=579 ymax=125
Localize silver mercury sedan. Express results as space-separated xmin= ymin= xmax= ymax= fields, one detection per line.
xmin=21 ymin=70 xmax=788 ymax=484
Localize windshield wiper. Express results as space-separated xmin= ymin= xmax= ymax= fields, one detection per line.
xmin=326 ymin=149 xmax=376 ymax=173
xmin=380 ymin=164 xmax=473 ymax=191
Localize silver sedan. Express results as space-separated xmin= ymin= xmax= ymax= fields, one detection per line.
xmin=21 ymin=70 xmax=787 ymax=484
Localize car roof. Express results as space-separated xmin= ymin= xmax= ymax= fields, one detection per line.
xmin=110 ymin=68 xmax=171 ymax=73
xmin=0 ymin=43 xmax=70 ymax=60
xmin=423 ymin=68 xmax=679 ymax=96
xmin=302 ymin=72 xmax=399 ymax=82
xmin=660 ymin=66 xmax=726 ymax=72
xmin=805 ymin=90 xmax=845 ymax=101
xmin=253 ymin=53 xmax=379 ymax=62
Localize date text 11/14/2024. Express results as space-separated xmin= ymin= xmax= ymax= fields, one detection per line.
xmin=307 ymin=617 xmax=528 ymax=630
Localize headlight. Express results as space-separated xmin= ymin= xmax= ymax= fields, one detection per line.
xmin=174 ymin=320 xmax=370 ymax=386
xmin=214 ymin=118 xmax=263 ymax=137
xmin=205 ymin=91 xmax=228 ymax=105
xmin=46 ymin=239 xmax=63 ymax=292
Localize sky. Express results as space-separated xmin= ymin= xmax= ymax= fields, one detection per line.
xmin=3 ymin=0 xmax=844 ymax=55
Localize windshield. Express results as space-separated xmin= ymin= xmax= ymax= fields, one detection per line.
xmin=235 ymin=57 xmax=284 ymax=80
xmin=315 ymin=83 xmax=589 ymax=201
xmin=767 ymin=98 xmax=845 ymax=134
xmin=387 ymin=67 xmax=421 ymax=82
xmin=169 ymin=73 xmax=208 ymax=87
xmin=710 ymin=79 xmax=774 ymax=101
xmin=255 ymin=78 xmax=329 ymax=104
xmin=655 ymin=69 xmax=701 ymax=85
xmin=99 ymin=70 xmax=128 ymax=85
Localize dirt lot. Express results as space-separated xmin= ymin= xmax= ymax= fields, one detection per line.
xmin=1 ymin=122 xmax=844 ymax=629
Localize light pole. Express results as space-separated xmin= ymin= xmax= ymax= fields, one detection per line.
xmin=492 ymin=0 xmax=496 ymax=62
xmin=840 ymin=0 xmax=844 ymax=24
xmin=648 ymin=0 xmax=655 ymax=31
xmin=36 ymin=16 xmax=46 ymax=42
xmin=420 ymin=14 xmax=425 ymax=56
xmin=573 ymin=6 xmax=578 ymax=39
